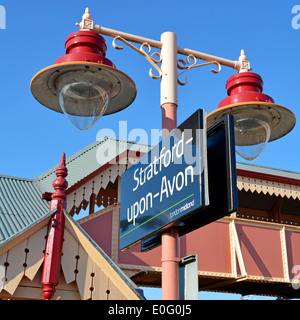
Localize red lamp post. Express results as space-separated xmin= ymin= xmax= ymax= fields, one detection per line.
xmin=31 ymin=8 xmax=296 ymax=300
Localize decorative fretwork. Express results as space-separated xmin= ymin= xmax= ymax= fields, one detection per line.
xmin=177 ymin=54 xmax=221 ymax=86
xmin=113 ymin=36 xmax=162 ymax=80
xmin=70 ymin=188 xmax=117 ymax=216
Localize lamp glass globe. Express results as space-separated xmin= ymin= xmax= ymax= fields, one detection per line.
xmin=59 ymin=81 xmax=109 ymax=130
xmin=234 ymin=117 xmax=271 ymax=161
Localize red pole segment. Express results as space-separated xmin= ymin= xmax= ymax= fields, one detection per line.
xmin=41 ymin=153 xmax=68 ymax=300
xmin=161 ymin=102 xmax=179 ymax=300
xmin=161 ymin=225 xmax=180 ymax=300
xmin=161 ymin=102 xmax=177 ymax=137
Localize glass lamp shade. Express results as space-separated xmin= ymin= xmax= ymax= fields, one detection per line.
xmin=206 ymin=72 xmax=296 ymax=161
xmin=234 ymin=117 xmax=271 ymax=160
xmin=207 ymin=101 xmax=296 ymax=161
xmin=59 ymin=82 xmax=109 ymax=130
xmin=30 ymin=61 xmax=137 ymax=131
xmin=56 ymin=70 xmax=112 ymax=130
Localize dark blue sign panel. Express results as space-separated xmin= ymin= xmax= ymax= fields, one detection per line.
xmin=120 ymin=109 xmax=209 ymax=250
xmin=141 ymin=114 xmax=238 ymax=251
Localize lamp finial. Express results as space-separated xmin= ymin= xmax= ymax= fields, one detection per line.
xmin=76 ymin=7 xmax=94 ymax=31
xmin=238 ymin=49 xmax=251 ymax=73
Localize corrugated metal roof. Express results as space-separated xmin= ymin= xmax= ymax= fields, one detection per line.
xmin=34 ymin=137 xmax=299 ymax=194
xmin=1 ymin=136 xmax=298 ymax=244
xmin=0 ymin=175 xmax=49 ymax=242
xmin=34 ymin=137 xmax=151 ymax=194
xmin=0 ymin=137 xmax=151 ymax=243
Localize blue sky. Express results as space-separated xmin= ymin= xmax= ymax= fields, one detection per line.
xmin=0 ymin=0 xmax=299 ymax=300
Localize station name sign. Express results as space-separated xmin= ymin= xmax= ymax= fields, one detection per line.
xmin=120 ymin=109 xmax=209 ymax=250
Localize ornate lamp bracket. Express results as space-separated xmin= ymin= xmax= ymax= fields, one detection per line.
xmin=177 ymin=54 xmax=221 ymax=86
xmin=75 ymin=8 xmax=248 ymax=84
xmin=113 ymin=36 xmax=162 ymax=80
xmin=111 ymin=37 xmax=223 ymax=87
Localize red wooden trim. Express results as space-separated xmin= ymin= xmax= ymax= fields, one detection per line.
xmin=42 ymin=192 xmax=53 ymax=201
xmin=42 ymin=153 xmax=68 ymax=300
xmin=237 ymin=169 xmax=300 ymax=186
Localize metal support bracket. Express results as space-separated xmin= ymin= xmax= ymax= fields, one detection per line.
xmin=177 ymin=54 xmax=221 ymax=86
xmin=113 ymin=36 xmax=162 ymax=80
xmin=76 ymin=8 xmax=249 ymax=74
xmin=230 ymin=219 xmax=247 ymax=277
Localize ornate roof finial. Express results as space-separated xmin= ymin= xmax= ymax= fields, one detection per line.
xmin=42 ymin=153 xmax=68 ymax=300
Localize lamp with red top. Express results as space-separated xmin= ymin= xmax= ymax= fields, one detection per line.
xmin=30 ymin=7 xmax=297 ymax=302
xmin=207 ymin=52 xmax=296 ymax=160
xmin=30 ymin=10 xmax=136 ymax=130
xmin=31 ymin=9 xmax=295 ymax=160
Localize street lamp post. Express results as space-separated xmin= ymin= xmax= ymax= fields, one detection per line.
xmin=159 ymin=31 xmax=180 ymax=300
xmin=30 ymin=8 xmax=296 ymax=300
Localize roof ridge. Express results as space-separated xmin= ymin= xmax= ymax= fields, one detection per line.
xmin=34 ymin=137 xmax=153 ymax=183
xmin=34 ymin=137 xmax=110 ymax=182
xmin=113 ymin=136 xmax=153 ymax=148
xmin=236 ymin=162 xmax=300 ymax=178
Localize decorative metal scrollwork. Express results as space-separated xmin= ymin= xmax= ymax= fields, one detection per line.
xmin=112 ymin=36 xmax=162 ymax=80
xmin=177 ymin=54 xmax=221 ymax=86
xmin=111 ymin=37 xmax=222 ymax=84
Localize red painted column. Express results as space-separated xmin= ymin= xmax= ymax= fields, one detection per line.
xmin=41 ymin=153 xmax=68 ymax=300
xmin=161 ymin=103 xmax=177 ymax=136
xmin=161 ymin=225 xmax=180 ymax=300
xmin=161 ymin=102 xmax=179 ymax=300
